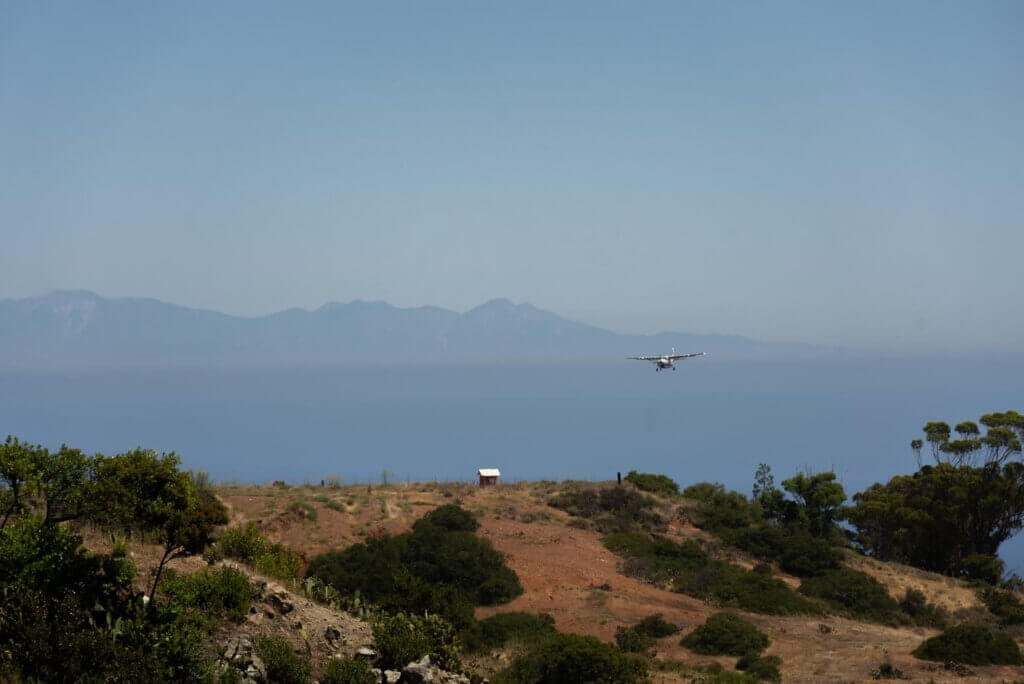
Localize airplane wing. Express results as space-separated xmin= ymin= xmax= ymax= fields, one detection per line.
xmin=627 ymin=356 xmax=660 ymax=361
xmin=667 ymin=352 xmax=706 ymax=361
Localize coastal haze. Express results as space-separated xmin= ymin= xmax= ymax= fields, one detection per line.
xmin=2 ymin=290 xmax=1022 ymax=569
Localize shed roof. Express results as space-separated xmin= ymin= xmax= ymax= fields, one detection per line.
xmin=477 ymin=468 xmax=501 ymax=477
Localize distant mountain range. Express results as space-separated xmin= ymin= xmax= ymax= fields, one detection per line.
xmin=0 ymin=291 xmax=819 ymax=369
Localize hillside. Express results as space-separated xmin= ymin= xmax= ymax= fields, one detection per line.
xmin=197 ymin=479 xmax=1022 ymax=683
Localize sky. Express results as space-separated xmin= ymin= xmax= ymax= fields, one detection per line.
xmin=1 ymin=1 xmax=1022 ymax=351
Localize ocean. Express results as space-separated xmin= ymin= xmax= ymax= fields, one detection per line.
xmin=2 ymin=356 xmax=1022 ymax=569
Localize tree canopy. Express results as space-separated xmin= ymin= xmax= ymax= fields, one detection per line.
xmin=849 ymin=411 xmax=1024 ymax=580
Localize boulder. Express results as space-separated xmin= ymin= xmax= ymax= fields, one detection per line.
xmin=268 ymin=592 xmax=294 ymax=614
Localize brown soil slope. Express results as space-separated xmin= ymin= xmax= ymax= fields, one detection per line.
xmin=211 ymin=481 xmax=1024 ymax=683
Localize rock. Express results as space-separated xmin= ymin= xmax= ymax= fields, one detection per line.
xmin=356 ymin=646 xmax=377 ymax=659
xmin=384 ymin=670 xmax=402 ymax=683
xmin=245 ymin=654 xmax=267 ymax=683
xmin=400 ymin=655 xmax=435 ymax=684
xmin=291 ymin=620 xmax=303 ymax=630
xmin=268 ymin=592 xmax=295 ymax=614
xmin=325 ymin=625 xmax=342 ymax=644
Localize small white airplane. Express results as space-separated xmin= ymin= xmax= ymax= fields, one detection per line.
xmin=627 ymin=348 xmax=706 ymax=372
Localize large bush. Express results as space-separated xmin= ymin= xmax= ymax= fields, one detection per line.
xmin=548 ymin=487 xmax=665 ymax=533
xmin=462 ymin=612 xmax=556 ymax=653
xmin=494 ymin=632 xmax=647 ymax=684
xmin=681 ymin=613 xmax=769 ymax=656
xmin=614 ymin=613 xmax=679 ymax=653
xmin=724 ymin=525 xmax=841 ymax=577
xmin=912 ymin=623 xmax=1022 ymax=665
xmin=306 ymin=506 xmax=520 ymax=627
xmin=623 ymin=471 xmax=680 ymax=497
xmin=603 ymin=533 xmax=820 ymax=616
xmin=798 ymin=569 xmax=900 ymax=624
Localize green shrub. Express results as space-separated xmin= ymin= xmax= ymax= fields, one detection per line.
xmin=414 ymin=504 xmax=479 ymax=532
xmin=633 ymin=613 xmax=679 ymax=638
xmin=307 ymin=506 xmax=520 ymax=628
xmin=256 ymin=541 xmax=303 ymax=581
xmin=254 ymin=635 xmax=310 ymax=684
xmin=217 ymin=524 xmax=266 ymax=563
xmin=624 ymin=471 xmax=680 ymax=497
xmin=724 ymin=524 xmax=841 ymax=577
xmin=912 ymin=623 xmax=1022 ymax=665
xmin=614 ymin=626 xmax=654 ymax=653
xmin=602 ymin=533 xmax=820 ymax=615
xmin=736 ymin=653 xmax=782 ymax=681
xmin=162 ymin=566 xmax=253 ymax=624
xmin=959 ymin=553 xmax=1005 ymax=584
xmin=682 ymin=482 xmax=724 ymax=503
xmin=548 ymin=487 xmax=665 ymax=533
xmin=463 ymin=612 xmax=556 ymax=652
xmin=321 ymin=657 xmax=376 ymax=684
xmin=979 ymin=586 xmax=1024 ymax=625
xmin=691 ymin=488 xmax=761 ymax=533
xmin=681 ymin=613 xmax=770 ymax=656
xmin=798 ymin=569 xmax=900 ymax=624
xmin=372 ymin=612 xmax=461 ymax=671
xmin=615 ymin=612 xmax=682 ymax=652
xmin=899 ymin=588 xmax=948 ymax=628
xmin=494 ymin=632 xmax=648 ymax=684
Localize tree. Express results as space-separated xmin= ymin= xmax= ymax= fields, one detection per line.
xmin=752 ymin=463 xmax=775 ymax=502
xmin=848 ymin=462 xmax=1024 ymax=577
xmin=0 ymin=438 xmax=90 ymax=529
xmin=780 ymin=471 xmax=846 ymax=538
xmin=86 ymin=450 xmax=227 ymax=605
xmin=916 ymin=412 xmax=1023 ymax=467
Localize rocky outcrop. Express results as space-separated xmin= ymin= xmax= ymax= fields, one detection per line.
xmin=371 ymin=655 xmax=473 ymax=684
xmin=217 ymin=634 xmax=267 ymax=683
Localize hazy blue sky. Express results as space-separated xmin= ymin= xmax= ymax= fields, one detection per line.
xmin=2 ymin=1 xmax=1022 ymax=350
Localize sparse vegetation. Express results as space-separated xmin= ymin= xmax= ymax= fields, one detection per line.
xmin=681 ymin=613 xmax=770 ymax=657
xmin=912 ymin=623 xmax=1023 ymax=665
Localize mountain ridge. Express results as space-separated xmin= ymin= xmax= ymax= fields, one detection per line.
xmin=0 ymin=290 xmax=815 ymax=369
